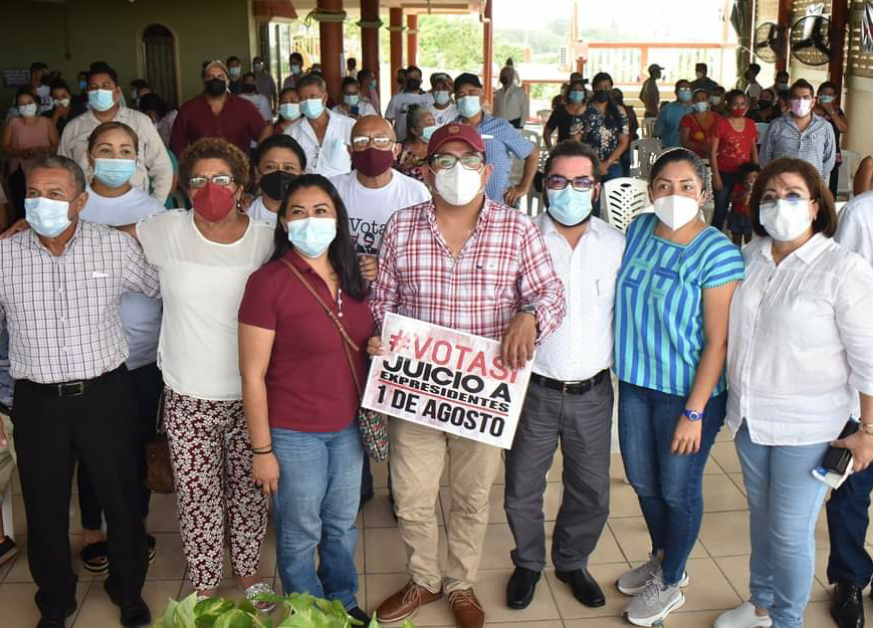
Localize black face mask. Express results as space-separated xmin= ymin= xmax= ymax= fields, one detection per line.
xmin=405 ymin=79 xmax=421 ymax=92
xmin=205 ymin=78 xmax=227 ymax=97
xmin=241 ymin=84 xmax=257 ymax=94
xmin=758 ymin=100 xmax=772 ymax=110
xmin=260 ymin=171 xmax=297 ymax=202
xmin=592 ymin=89 xmax=611 ymax=104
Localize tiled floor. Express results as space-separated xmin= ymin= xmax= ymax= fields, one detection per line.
xmin=2 ymin=428 xmax=872 ymax=627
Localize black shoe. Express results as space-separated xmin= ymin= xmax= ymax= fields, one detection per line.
xmin=556 ymin=568 xmax=606 ymax=608
xmin=831 ymin=580 xmax=865 ymax=628
xmin=0 ymin=535 xmax=18 ymax=567
xmin=347 ymin=606 xmax=371 ymax=625
xmin=104 ymin=582 xmax=151 ymax=628
xmin=35 ymin=602 xmax=76 ymax=628
xmin=506 ymin=566 xmax=541 ymax=610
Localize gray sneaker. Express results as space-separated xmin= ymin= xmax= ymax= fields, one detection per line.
xmin=616 ymin=555 xmax=689 ymax=595
xmin=623 ymin=570 xmax=686 ymax=627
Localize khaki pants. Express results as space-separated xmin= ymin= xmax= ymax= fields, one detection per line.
xmin=0 ymin=412 xmax=16 ymax=500
xmin=390 ymin=418 xmax=502 ymax=593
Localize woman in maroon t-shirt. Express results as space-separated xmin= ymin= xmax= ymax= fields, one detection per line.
xmin=710 ymin=89 xmax=759 ymax=232
xmin=239 ymin=174 xmax=373 ymax=622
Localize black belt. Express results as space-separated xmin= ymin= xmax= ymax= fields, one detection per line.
xmin=531 ymin=369 xmax=608 ymax=395
xmin=21 ymin=365 xmax=125 ymax=398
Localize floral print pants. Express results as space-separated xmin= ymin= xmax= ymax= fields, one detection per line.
xmin=164 ymin=387 xmax=268 ymax=590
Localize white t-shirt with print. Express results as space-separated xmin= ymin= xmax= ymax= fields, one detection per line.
xmin=428 ymin=103 xmax=459 ymax=128
xmin=329 ymin=169 xmax=431 ymax=255
xmin=385 ymin=92 xmax=435 ymax=142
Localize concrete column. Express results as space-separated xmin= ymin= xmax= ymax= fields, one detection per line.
xmin=389 ymin=7 xmax=404 ymax=96
xmin=318 ymin=0 xmax=344 ymax=102
xmin=483 ymin=0 xmax=493 ymax=104
xmin=407 ymin=15 xmax=418 ymax=67
xmin=360 ymin=0 xmax=380 ymax=85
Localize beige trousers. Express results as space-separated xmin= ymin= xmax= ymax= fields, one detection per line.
xmin=390 ymin=418 xmax=503 ymax=593
xmin=0 ymin=413 xmax=16 ymax=506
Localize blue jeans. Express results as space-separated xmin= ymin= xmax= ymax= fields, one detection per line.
xmin=618 ymin=381 xmax=725 ymax=585
xmin=827 ymin=464 xmax=873 ymax=586
xmin=735 ymin=422 xmax=829 ymax=628
xmin=272 ymin=422 xmax=363 ymax=609
xmin=0 ymin=326 xmax=13 ymax=408
xmin=713 ymin=170 xmax=741 ymax=232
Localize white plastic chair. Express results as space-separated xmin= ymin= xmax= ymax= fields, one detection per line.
xmin=520 ymin=128 xmax=541 ymax=149
xmin=838 ymin=150 xmax=860 ymax=200
xmin=629 ymin=138 xmax=662 ymax=179
xmin=603 ymin=178 xmax=651 ymax=233
xmin=537 ymin=109 xmax=551 ymax=127
xmin=641 ymin=117 xmax=657 ymax=139
xmin=2 ymin=483 xmax=13 ymax=542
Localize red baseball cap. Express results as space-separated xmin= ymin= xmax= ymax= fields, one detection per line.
xmin=427 ymin=123 xmax=486 ymax=157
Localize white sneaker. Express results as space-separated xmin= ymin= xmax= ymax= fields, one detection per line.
xmin=714 ymin=601 xmax=773 ymax=628
xmin=623 ymin=570 xmax=685 ymax=627
xmin=616 ymin=554 xmax=690 ymax=595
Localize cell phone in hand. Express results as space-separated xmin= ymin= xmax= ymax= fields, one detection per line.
xmin=812 ymin=419 xmax=858 ymax=489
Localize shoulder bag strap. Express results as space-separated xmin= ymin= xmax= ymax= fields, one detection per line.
xmin=279 ymin=258 xmax=364 ymax=397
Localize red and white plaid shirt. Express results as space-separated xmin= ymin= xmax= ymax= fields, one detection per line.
xmin=371 ymin=198 xmax=565 ymax=341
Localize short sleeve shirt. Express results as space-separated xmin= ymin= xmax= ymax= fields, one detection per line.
xmin=714 ymin=116 xmax=758 ymax=173
xmin=238 ymin=249 xmax=374 ymax=432
xmin=614 ymin=213 xmax=745 ymax=396
xmin=546 ymin=106 xmax=585 ymax=142
xmin=579 ymin=106 xmax=629 ymax=162
xmin=464 ymin=114 xmax=534 ymax=202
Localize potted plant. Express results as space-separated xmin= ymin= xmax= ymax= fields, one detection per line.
xmin=151 ymin=592 xmax=417 ymax=628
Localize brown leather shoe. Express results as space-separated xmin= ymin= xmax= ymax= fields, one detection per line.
xmin=375 ymin=580 xmax=442 ymax=623
xmin=448 ymin=588 xmax=485 ymax=628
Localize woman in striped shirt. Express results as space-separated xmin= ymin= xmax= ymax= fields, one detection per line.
xmin=613 ymin=149 xmax=745 ymax=626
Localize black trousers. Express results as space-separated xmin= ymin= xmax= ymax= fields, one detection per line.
xmin=13 ymin=366 xmax=147 ymax=615
xmin=78 ymin=362 xmax=163 ymax=529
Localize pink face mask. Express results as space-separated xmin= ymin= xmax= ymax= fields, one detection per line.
xmin=790 ymin=98 xmax=813 ymax=117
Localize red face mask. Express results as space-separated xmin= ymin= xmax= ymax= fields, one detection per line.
xmin=730 ymin=107 xmax=748 ymax=118
xmin=192 ymin=182 xmax=237 ymax=222
xmin=351 ymin=147 xmax=395 ymax=177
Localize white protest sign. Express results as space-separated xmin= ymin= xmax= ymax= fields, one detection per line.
xmin=361 ymin=312 xmax=534 ymax=449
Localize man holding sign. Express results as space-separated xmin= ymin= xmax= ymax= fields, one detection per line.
xmin=369 ymin=124 xmax=565 ymax=628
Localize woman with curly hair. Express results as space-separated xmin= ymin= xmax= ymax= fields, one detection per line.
xmin=131 ymin=137 xmax=276 ymax=607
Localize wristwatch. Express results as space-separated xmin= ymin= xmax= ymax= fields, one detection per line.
xmin=519 ymin=304 xmax=537 ymax=318
xmin=684 ymin=408 xmax=703 ymax=422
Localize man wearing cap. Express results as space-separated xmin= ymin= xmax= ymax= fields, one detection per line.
xmin=640 ymin=64 xmax=663 ymax=119
xmin=452 ymin=72 xmax=538 ymax=208
xmin=370 ymin=124 xmax=565 ymax=628
xmin=170 ymin=60 xmax=267 ymax=157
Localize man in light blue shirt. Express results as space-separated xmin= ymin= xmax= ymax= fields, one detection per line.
xmin=654 ymin=80 xmax=693 ymax=148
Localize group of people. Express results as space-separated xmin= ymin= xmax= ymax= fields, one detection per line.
xmin=0 ymin=50 xmax=872 ymax=628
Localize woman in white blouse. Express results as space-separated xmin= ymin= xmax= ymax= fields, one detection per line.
xmin=715 ymin=158 xmax=873 ymax=628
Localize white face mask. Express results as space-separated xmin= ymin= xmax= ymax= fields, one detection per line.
xmin=653 ymin=194 xmax=700 ymax=230
xmin=434 ymin=163 xmax=483 ymax=206
xmin=19 ymin=103 xmax=38 ymax=118
xmin=790 ymin=98 xmax=813 ymax=117
xmin=760 ymin=199 xmax=812 ymax=241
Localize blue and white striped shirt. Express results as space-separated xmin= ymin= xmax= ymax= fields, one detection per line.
xmin=456 ymin=113 xmax=534 ymax=202
xmin=759 ymin=113 xmax=836 ymax=180
xmin=614 ymin=213 xmax=745 ymax=396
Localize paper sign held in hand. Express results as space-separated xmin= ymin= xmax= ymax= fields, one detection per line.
xmin=362 ymin=313 xmax=534 ymax=449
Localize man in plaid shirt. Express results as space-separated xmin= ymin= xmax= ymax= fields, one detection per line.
xmin=370 ymin=124 xmax=565 ymax=628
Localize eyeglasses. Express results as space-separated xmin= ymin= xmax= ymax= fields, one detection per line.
xmin=188 ymin=174 xmax=235 ymax=189
xmin=351 ymin=136 xmax=395 ymax=151
xmin=428 ymin=153 xmax=485 ymax=171
xmin=545 ymin=175 xmax=595 ymax=192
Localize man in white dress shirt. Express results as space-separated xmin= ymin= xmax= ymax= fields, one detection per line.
xmin=287 ymin=73 xmax=355 ymax=177
xmin=504 ymin=141 xmax=625 ymax=611
xmin=492 ymin=66 xmax=529 ymax=129
xmin=826 ymin=190 xmax=873 ymax=628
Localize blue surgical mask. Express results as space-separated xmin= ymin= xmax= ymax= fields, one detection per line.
xmin=94 ymin=158 xmax=136 ymax=188
xmin=547 ymin=187 xmax=593 ymax=226
xmin=370 ymin=79 xmax=378 ymax=90
xmin=678 ymin=88 xmax=692 ymax=103
xmin=89 ymin=89 xmax=116 ymax=112
xmin=300 ymin=97 xmax=325 ymax=120
xmin=344 ymin=94 xmax=360 ymax=107
xmin=291 ymin=64 xmax=301 ymax=75
xmin=819 ymin=94 xmax=835 ymax=104
xmin=78 ymin=79 xmax=87 ymax=91
xmin=229 ymin=66 xmax=241 ymax=79
xmin=279 ymin=103 xmax=300 ymax=121
xmin=421 ymin=125 xmax=438 ymax=142
xmin=434 ymin=90 xmax=451 ymax=106
xmin=457 ymin=95 xmax=482 ymax=118
xmin=25 ymin=197 xmax=72 ymax=238
xmin=568 ymin=90 xmax=585 ymax=103
xmin=287 ymin=217 xmax=337 ymax=258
